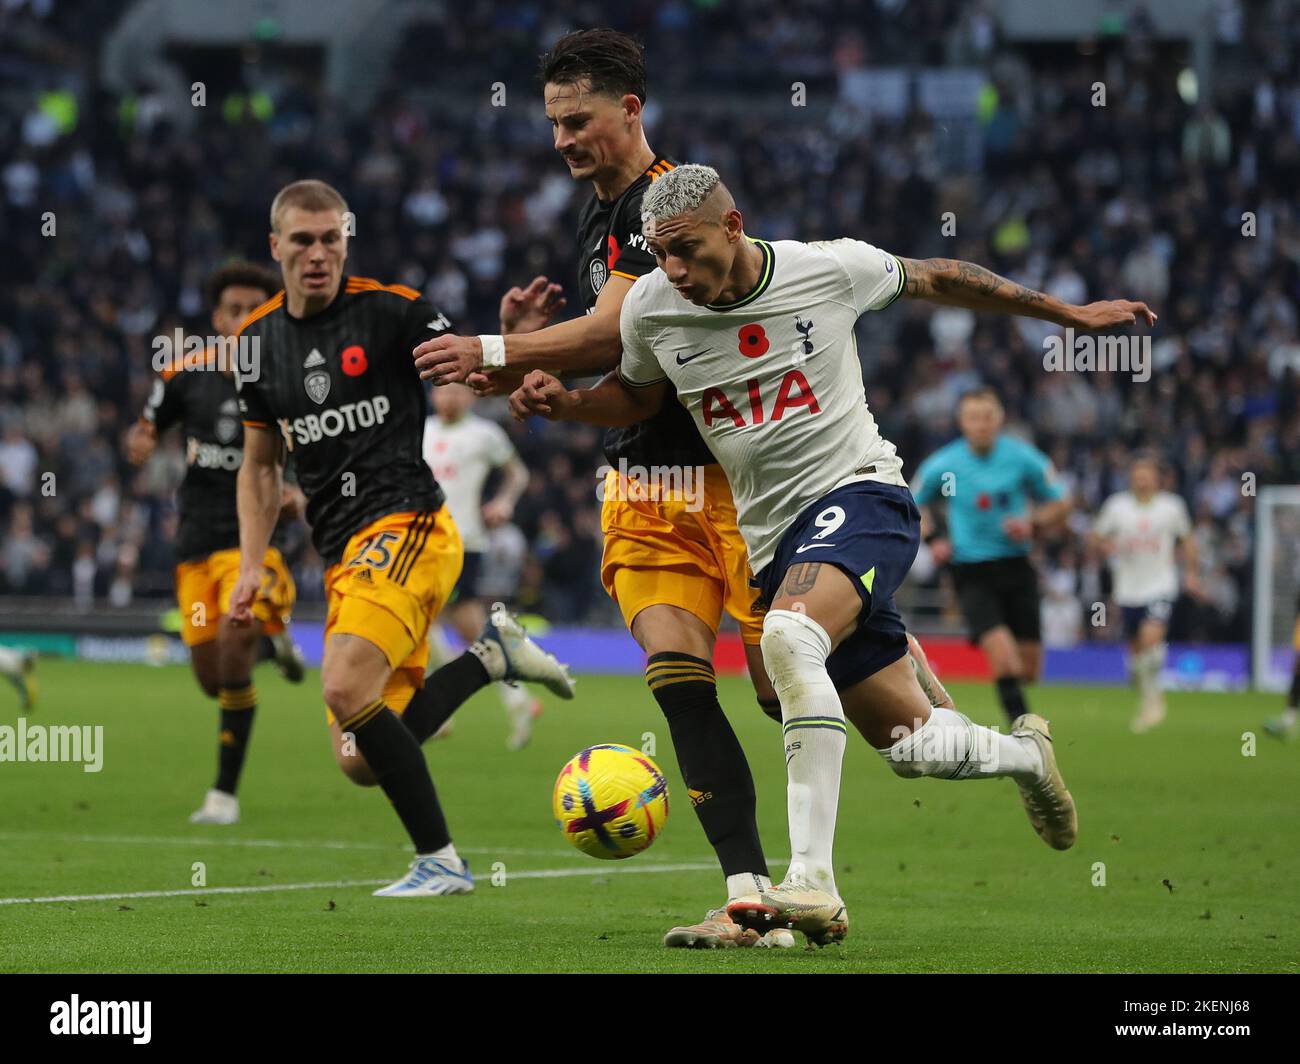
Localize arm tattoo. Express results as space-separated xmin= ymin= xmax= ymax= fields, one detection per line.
xmin=900 ymin=257 xmax=1048 ymax=307
xmin=778 ymin=562 xmax=821 ymax=598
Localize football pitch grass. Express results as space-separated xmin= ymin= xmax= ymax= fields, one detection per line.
xmin=0 ymin=658 xmax=1296 ymax=974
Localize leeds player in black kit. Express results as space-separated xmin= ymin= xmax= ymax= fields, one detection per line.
xmin=125 ymin=262 xmax=305 ymax=826
xmin=231 ymin=180 xmax=572 ymax=897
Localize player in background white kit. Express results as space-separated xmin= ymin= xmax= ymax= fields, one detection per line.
xmin=1092 ymin=453 xmax=1201 ymax=733
xmin=422 ymin=383 xmax=540 ymax=749
xmin=0 ymin=646 xmax=36 ymax=712
xmin=511 ymin=164 xmax=1157 ymax=944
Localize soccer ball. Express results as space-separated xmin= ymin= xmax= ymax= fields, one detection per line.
xmin=553 ymin=744 xmax=670 ymax=859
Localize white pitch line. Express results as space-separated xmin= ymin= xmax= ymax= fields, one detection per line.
xmin=0 ymin=831 xmax=592 ymax=859
xmin=0 ymin=862 xmax=718 ymax=906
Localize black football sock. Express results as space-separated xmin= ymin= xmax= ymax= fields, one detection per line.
xmin=996 ymin=675 xmax=1029 ymax=724
xmin=757 ymin=696 xmax=782 ymax=723
xmin=1288 ymin=660 xmax=1300 ymax=709
xmin=347 ymin=699 xmax=450 ymax=854
xmin=401 ymin=653 xmax=491 ymax=744
xmin=215 ymin=682 xmax=257 ymax=795
xmin=646 ymin=652 xmax=767 ymax=878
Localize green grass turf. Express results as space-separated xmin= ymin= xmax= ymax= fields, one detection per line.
xmin=0 ymin=658 xmax=1296 ymax=973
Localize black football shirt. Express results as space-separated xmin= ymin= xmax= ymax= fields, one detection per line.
xmin=143 ymin=360 xmax=264 ymax=562
xmin=235 ymin=277 xmax=452 ymax=566
xmin=576 ymin=156 xmax=716 ymax=469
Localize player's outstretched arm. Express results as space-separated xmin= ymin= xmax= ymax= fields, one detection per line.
xmin=1178 ymin=531 xmax=1204 ymax=600
xmin=231 ymin=424 xmax=284 ymax=624
xmin=416 ymin=275 xmax=632 ymax=385
xmin=508 ymin=369 xmax=665 ymax=427
xmin=897 ymin=257 xmax=1157 ymax=330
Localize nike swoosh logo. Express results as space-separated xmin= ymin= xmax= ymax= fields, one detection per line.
xmin=794 ymin=543 xmax=834 ymax=553
xmin=676 ymin=350 xmax=709 ymax=365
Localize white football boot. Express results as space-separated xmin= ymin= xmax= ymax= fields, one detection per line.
xmin=1011 ymin=713 xmax=1078 ymax=850
xmin=1131 ymin=692 xmax=1167 ymax=733
xmin=189 ymin=788 xmax=240 ymax=825
xmin=269 ymin=631 xmax=307 ymax=684
xmin=469 ymin=603 xmax=575 ymax=700
xmin=372 ymin=855 xmax=474 ymax=897
xmin=728 ymin=883 xmax=849 ymax=947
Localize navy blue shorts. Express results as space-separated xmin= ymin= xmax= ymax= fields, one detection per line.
xmin=451 ymin=551 xmax=485 ymax=603
xmin=755 ymin=481 xmax=921 ymax=690
xmin=1121 ymin=599 xmax=1173 ymax=640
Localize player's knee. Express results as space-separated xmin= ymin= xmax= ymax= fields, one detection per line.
xmin=321 ymin=675 xmax=367 ymax=721
xmin=760 ymin=609 xmax=832 ymax=693
xmin=197 ymin=678 xmax=221 ymax=699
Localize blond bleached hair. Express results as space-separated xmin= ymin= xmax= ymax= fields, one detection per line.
xmin=269 ymin=179 xmax=349 ymax=232
xmin=640 ymin=163 xmax=722 ymax=228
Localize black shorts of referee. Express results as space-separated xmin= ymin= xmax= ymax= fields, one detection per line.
xmin=949 ymin=555 xmax=1042 ymax=644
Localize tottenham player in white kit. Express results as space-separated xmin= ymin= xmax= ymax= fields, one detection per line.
xmin=1092 ymin=454 xmax=1200 ymax=733
xmin=513 ymin=164 xmax=1158 ymax=945
xmin=422 ymin=382 xmax=540 ymax=749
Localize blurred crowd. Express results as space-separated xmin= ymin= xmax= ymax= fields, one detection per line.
xmin=1 ymin=0 xmax=1296 ymax=642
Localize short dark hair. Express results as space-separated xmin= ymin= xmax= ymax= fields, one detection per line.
xmin=958 ymin=385 xmax=1003 ymax=408
xmin=539 ymin=28 xmax=647 ymax=104
xmin=206 ymin=261 xmax=280 ymax=310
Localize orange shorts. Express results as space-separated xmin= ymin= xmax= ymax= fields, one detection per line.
xmin=175 ymin=546 xmax=295 ymax=648
xmin=323 ymin=508 xmax=462 ymax=721
xmin=600 ymin=464 xmax=766 ymax=644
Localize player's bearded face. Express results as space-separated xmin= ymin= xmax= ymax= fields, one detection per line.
xmin=271 ymin=207 xmax=348 ymax=306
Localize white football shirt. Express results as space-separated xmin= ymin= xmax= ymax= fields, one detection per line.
xmin=1093 ymin=490 xmax=1192 ymax=605
xmin=422 ymin=411 xmax=517 ymax=553
xmin=619 ymin=238 xmax=907 ymax=573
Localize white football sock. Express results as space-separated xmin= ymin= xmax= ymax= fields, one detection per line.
xmin=761 ymin=609 xmax=845 ymax=897
xmin=726 ymin=871 xmax=773 ymax=902
xmin=877 ymin=704 xmax=1043 ymax=782
xmin=422 ymin=842 xmax=463 ymax=869
xmin=498 ymin=679 xmax=533 ymax=717
xmin=1133 ymin=644 xmax=1166 ymax=700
